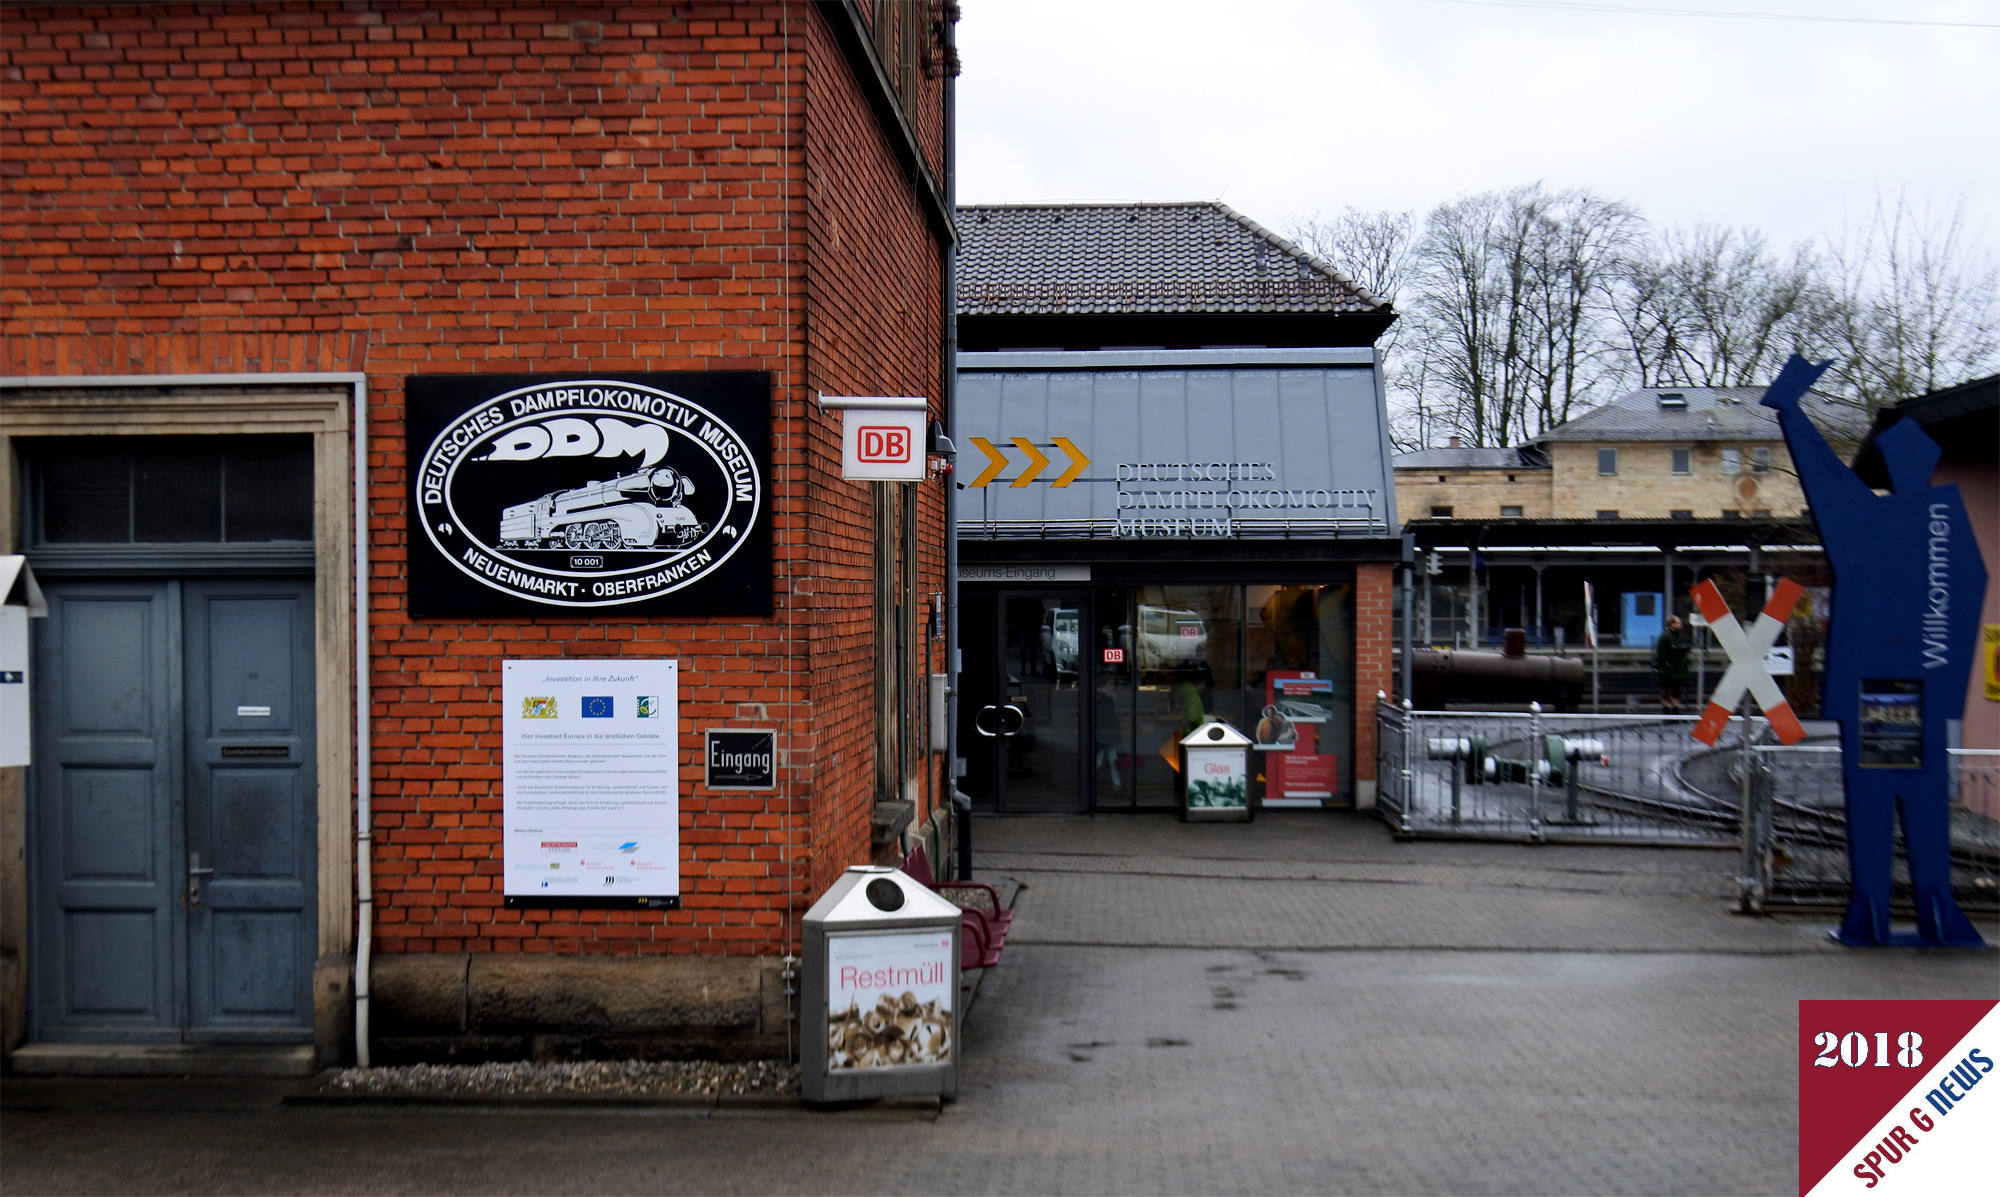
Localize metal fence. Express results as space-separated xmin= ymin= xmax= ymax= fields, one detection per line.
xmin=1739 ymin=745 xmax=2000 ymax=913
xmin=1375 ymin=696 xmax=1746 ymax=845
xmin=1374 ymin=697 xmax=2000 ymax=914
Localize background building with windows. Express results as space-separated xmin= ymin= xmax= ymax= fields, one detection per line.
xmin=1 ymin=0 xmax=955 ymax=1070
xmin=953 ymin=202 xmax=1402 ymax=813
xmin=1395 ymin=384 xmax=1865 ymax=526
xmin=1393 ymin=383 xmax=1870 ymax=711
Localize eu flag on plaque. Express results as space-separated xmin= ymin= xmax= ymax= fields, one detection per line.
xmin=581 ymin=696 xmax=614 ymax=719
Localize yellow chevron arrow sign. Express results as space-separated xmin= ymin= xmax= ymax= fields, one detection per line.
xmin=965 ymin=436 xmax=1091 ymax=489
xmin=1008 ymin=437 xmax=1050 ymax=487
xmin=967 ymin=436 xmax=1009 ymax=487
xmin=1050 ymin=436 xmax=1089 ymax=487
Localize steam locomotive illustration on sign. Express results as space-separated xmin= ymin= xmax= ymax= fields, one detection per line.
xmin=497 ymin=467 xmax=704 ymax=551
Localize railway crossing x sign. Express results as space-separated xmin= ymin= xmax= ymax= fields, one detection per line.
xmin=1690 ymin=578 xmax=1807 ymax=746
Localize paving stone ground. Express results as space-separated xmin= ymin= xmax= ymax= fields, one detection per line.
xmin=5 ymin=810 xmax=1995 ymax=1196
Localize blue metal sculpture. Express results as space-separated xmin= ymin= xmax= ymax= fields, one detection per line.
xmin=1761 ymin=355 xmax=1986 ymax=946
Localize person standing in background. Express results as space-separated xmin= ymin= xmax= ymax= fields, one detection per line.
xmin=1654 ymin=614 xmax=1691 ymax=714
xmin=1174 ymin=668 xmax=1207 ymax=735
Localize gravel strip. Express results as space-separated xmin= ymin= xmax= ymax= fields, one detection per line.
xmin=318 ymin=1059 xmax=801 ymax=1099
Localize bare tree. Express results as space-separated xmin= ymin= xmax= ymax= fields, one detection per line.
xmin=1520 ymin=187 xmax=1644 ymax=433
xmin=1289 ymin=207 xmax=1414 ymax=305
xmin=1610 ymin=225 xmax=1835 ymax=390
xmin=1821 ymin=195 xmax=2000 ymax=410
xmin=1404 ymin=189 xmax=1500 ymax=445
xmin=1295 ymin=186 xmax=1997 ymax=450
xmin=1289 ymin=207 xmax=1432 ymax=448
xmin=1404 ymin=183 xmax=1638 ymax=447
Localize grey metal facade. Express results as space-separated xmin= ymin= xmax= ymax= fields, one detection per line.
xmin=957 ymin=349 xmax=1398 ymax=543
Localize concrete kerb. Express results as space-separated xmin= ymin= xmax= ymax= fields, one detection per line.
xmin=283 ymin=1087 xmax=944 ymax=1120
xmin=294 ymin=874 xmax=1026 ymax=1114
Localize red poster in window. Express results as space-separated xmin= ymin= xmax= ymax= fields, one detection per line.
xmin=1263 ymin=672 xmax=1337 ymax=805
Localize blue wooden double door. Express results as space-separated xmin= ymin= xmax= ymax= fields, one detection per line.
xmin=30 ymin=578 xmax=316 ymax=1043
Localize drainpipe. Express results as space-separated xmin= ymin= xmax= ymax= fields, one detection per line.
xmin=352 ymin=381 xmax=373 ymax=1068
xmin=1399 ymin=540 xmax=1415 ymax=703
xmin=939 ymin=3 xmax=968 ymax=880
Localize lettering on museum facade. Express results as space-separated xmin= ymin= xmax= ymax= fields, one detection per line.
xmin=1111 ymin=460 xmax=1378 ymax=539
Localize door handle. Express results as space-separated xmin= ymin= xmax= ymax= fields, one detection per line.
xmin=187 ymin=852 xmax=215 ymax=907
xmin=1000 ymin=704 xmax=1025 ymax=736
xmin=974 ymin=705 xmax=1000 ymax=737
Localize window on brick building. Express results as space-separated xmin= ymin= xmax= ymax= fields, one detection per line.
xmin=1597 ymin=448 xmax=1618 ymax=475
xmin=1671 ymin=509 xmax=1693 ymax=520
xmin=28 ymin=435 xmax=313 ymax=544
xmin=873 ymin=484 xmax=912 ymax=804
xmin=1596 ymin=510 xmax=1618 ymax=520
xmin=1721 ymin=447 xmax=1741 ymax=474
xmin=1671 ymin=448 xmax=1691 ymax=475
xmin=1501 ymin=505 xmax=1523 ymax=519
xmin=873 ymin=0 xmax=928 ymax=105
xmin=1751 ymin=447 xmax=1772 ymax=474
xmin=1429 ymin=505 xmax=1453 ymax=518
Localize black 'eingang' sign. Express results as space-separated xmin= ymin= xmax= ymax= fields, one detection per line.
xmin=705 ymin=728 xmax=777 ymax=791
xmin=407 ymin=373 xmax=771 ymax=617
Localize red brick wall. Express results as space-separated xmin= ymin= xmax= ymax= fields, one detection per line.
xmin=800 ymin=8 xmax=948 ymax=892
xmin=1 ymin=2 xmax=947 ymax=955
xmin=1353 ymin=562 xmax=1396 ymax=783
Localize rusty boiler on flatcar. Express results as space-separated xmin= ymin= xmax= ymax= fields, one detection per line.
xmin=1409 ymin=628 xmax=1585 ymax=711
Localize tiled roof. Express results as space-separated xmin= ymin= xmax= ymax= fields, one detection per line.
xmin=956 ymin=202 xmax=1390 ymax=317
xmin=1534 ymin=385 xmax=1868 ymax=445
xmin=1854 ymin=373 xmax=1997 ymax=483
xmin=1393 ymin=447 xmax=1545 ymax=471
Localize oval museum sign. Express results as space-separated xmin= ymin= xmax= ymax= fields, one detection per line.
xmin=407 ymin=373 xmax=771 ymax=617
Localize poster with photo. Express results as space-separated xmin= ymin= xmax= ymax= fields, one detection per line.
xmin=1264 ymin=672 xmax=1338 ymax=806
xmin=1857 ymin=678 xmax=1922 ymax=770
xmin=502 ymin=658 xmax=680 ymax=906
xmin=825 ymin=930 xmax=955 ymax=1071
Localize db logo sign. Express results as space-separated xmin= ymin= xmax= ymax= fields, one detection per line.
xmin=838 ymin=407 xmax=926 ymax=481
xmin=858 ymin=425 xmax=911 ymax=464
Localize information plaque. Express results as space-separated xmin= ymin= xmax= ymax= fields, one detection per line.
xmin=502 ymin=658 xmax=680 ymax=908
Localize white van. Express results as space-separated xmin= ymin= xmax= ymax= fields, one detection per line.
xmin=1134 ymin=604 xmax=1206 ymax=674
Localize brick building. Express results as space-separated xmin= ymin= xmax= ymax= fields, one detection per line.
xmin=1394 ymin=384 xmax=1868 ymax=525
xmin=1393 ymin=385 xmax=1865 ymax=657
xmin=1 ymin=1 xmax=956 ymax=1070
xmin=952 ymin=203 xmax=1403 ymax=812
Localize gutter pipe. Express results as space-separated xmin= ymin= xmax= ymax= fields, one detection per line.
xmin=940 ymin=4 xmax=969 ymax=879
xmin=353 ymin=381 xmax=373 ymax=1068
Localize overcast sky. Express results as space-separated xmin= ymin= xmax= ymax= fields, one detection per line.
xmin=956 ymin=0 xmax=2000 ymax=261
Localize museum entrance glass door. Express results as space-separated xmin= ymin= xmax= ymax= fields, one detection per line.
xmin=958 ymin=589 xmax=1089 ymax=813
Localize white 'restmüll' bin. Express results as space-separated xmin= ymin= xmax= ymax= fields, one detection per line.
xmin=802 ymin=865 xmax=961 ymax=1104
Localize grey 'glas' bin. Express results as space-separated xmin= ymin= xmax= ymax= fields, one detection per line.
xmin=801 ymin=865 xmax=961 ymax=1104
xmin=1181 ymin=718 xmax=1253 ymax=822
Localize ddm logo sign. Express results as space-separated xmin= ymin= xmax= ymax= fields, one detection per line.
xmin=407 ymin=373 xmax=771 ymax=617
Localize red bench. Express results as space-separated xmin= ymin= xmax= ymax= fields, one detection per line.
xmin=903 ymin=843 xmax=1009 ymax=969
